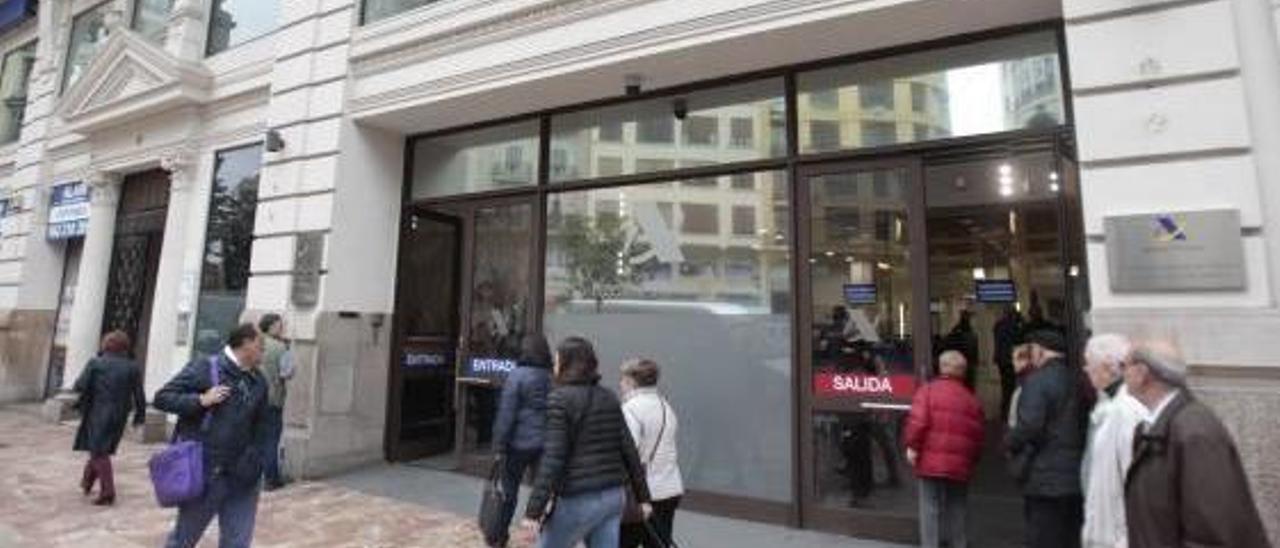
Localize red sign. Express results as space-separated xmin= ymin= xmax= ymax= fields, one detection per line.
xmin=814 ymin=373 xmax=916 ymax=399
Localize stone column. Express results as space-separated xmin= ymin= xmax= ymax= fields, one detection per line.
xmin=143 ymin=151 xmax=196 ymax=398
xmin=165 ymin=0 xmax=206 ymax=60
xmin=61 ymin=173 xmax=121 ymax=390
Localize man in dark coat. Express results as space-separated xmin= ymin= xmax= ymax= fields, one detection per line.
xmin=154 ymin=323 xmax=268 ymax=548
xmin=1123 ymin=342 xmax=1270 ymax=548
xmin=1006 ymin=329 xmax=1088 ymax=548
xmin=73 ymin=330 xmax=146 ymax=505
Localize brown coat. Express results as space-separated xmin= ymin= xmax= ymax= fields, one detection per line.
xmin=1124 ymin=391 xmax=1271 ymax=548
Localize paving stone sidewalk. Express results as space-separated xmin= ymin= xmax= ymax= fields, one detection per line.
xmin=0 ymin=404 xmax=495 ymax=548
xmin=0 ymin=404 xmax=908 ymax=548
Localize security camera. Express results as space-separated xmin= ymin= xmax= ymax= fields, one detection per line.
xmin=624 ymin=73 xmax=645 ymax=97
xmin=672 ymin=98 xmax=688 ymax=121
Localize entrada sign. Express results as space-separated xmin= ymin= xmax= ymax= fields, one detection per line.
xmin=47 ymin=182 xmax=90 ymax=240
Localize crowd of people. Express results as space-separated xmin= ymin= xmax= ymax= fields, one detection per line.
xmin=905 ymin=328 xmax=1272 ymax=548
xmin=67 ymin=312 xmax=1274 ymax=548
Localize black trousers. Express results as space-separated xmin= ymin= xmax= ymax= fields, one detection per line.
xmin=1024 ymin=495 xmax=1083 ymax=548
xmin=620 ymin=496 xmax=681 ymax=548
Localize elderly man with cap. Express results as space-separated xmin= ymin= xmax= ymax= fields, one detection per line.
xmin=1006 ymin=329 xmax=1089 ymax=548
xmin=1123 ymin=341 xmax=1269 ymax=548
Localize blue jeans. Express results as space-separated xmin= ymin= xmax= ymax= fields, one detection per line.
xmin=539 ymin=485 xmax=625 ymax=548
xmin=490 ymin=448 xmax=541 ymax=545
xmin=164 ymin=474 xmax=261 ymax=548
xmin=919 ymin=478 xmax=968 ymax=548
xmin=261 ymin=407 xmax=284 ymax=485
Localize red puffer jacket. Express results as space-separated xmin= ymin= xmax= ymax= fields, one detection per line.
xmin=904 ymin=377 xmax=985 ymax=482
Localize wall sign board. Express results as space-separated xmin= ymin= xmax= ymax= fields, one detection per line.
xmin=975 ymin=280 xmax=1016 ymax=303
xmin=842 ymin=283 xmax=877 ymax=305
xmin=1104 ymin=209 xmax=1245 ymax=292
xmin=291 ymin=231 xmax=324 ymax=307
xmin=47 ymin=182 xmax=90 ymax=240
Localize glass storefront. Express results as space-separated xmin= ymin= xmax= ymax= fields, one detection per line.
xmin=392 ymin=26 xmax=1081 ymax=542
xmin=0 ymin=41 xmax=35 ymax=144
xmin=192 ymin=144 xmax=263 ymax=358
xmin=132 ymin=0 xmax=175 ymax=44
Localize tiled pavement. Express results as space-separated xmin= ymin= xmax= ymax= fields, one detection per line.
xmin=0 ymin=405 xmax=492 ymax=548
xmin=0 ymin=404 xmax=909 ymax=548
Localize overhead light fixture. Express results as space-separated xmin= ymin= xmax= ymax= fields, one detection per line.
xmin=876 ymin=262 xmax=891 ymax=271
xmin=999 ymin=185 xmax=1014 ymax=197
xmin=1049 ymin=171 xmax=1060 ymax=181
xmin=825 ymin=251 xmax=835 ymax=257
xmin=999 ymin=164 xmax=1013 ymax=177
xmin=1050 ymin=182 xmax=1061 ymax=193
xmin=972 ymin=268 xmax=987 ymax=280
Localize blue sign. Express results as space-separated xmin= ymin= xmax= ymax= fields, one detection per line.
xmin=0 ymin=0 xmax=36 ymax=35
xmin=462 ymin=357 xmax=517 ymax=378
xmin=403 ymin=352 xmax=451 ymax=369
xmin=47 ymin=182 xmax=90 ymax=240
xmin=843 ymin=283 xmax=877 ymax=305
xmin=975 ymin=280 xmax=1017 ymax=303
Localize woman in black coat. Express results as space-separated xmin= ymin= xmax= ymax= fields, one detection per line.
xmin=73 ymin=330 xmax=146 ymax=505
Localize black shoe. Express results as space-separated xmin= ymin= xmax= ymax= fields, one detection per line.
xmin=264 ymin=480 xmax=286 ymax=492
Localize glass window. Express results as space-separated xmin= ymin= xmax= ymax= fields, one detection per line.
xmin=810 ymin=89 xmax=839 ymax=110
xmin=859 ymin=81 xmax=895 ymax=111
xmin=550 ymin=78 xmax=786 ymax=183
xmin=637 ymin=117 xmax=674 ymax=144
xmin=543 ymin=171 xmax=793 ymax=502
xmin=730 ymin=172 xmax=755 ymax=190
xmin=683 ymin=116 xmax=718 ymax=147
xmin=680 ymin=203 xmax=718 ymax=235
xmin=208 ymin=0 xmax=280 ymax=55
xmin=809 ymin=119 xmax=841 ymax=152
xmin=0 ymin=42 xmax=36 ymax=144
xmin=133 ymin=0 xmax=175 ymax=43
xmin=681 ymin=161 xmax=717 ymax=188
xmin=635 ymin=158 xmax=675 ymax=175
xmin=798 ymin=31 xmax=1065 ymax=153
xmin=192 ymin=144 xmax=262 ymax=357
xmin=729 ymin=117 xmax=754 ymax=148
xmin=597 ymin=156 xmax=623 ymax=177
xmin=363 ymin=0 xmax=436 ymax=24
xmin=411 ymin=120 xmax=540 ymax=199
xmin=732 ymin=206 xmax=756 ymax=236
xmin=62 ymin=4 xmax=111 ymax=93
xmin=861 ymin=121 xmax=897 ymax=148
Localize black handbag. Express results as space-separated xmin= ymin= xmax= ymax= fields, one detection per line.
xmin=478 ymin=459 xmax=508 ymax=544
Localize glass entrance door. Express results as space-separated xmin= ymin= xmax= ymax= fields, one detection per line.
xmin=389 ymin=196 xmax=538 ymax=466
xmin=798 ymin=160 xmax=926 ymax=541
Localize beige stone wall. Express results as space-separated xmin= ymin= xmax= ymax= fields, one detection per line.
xmin=0 ymin=311 xmax=55 ymax=403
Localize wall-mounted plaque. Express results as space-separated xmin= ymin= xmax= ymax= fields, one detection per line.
xmin=1104 ymin=209 xmax=1245 ymax=292
xmin=291 ymin=231 xmax=324 ymax=307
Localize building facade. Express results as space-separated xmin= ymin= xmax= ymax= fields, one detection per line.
xmin=0 ymin=0 xmax=1276 ymax=544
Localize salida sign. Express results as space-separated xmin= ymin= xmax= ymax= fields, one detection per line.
xmin=814 ymin=373 xmax=915 ymax=399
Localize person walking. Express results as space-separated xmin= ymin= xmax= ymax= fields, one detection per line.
xmin=1006 ymin=330 xmax=1089 ymax=548
xmin=487 ymin=333 xmax=554 ymax=547
xmin=1123 ymin=341 xmax=1270 ymax=548
xmin=520 ymin=337 xmax=651 ymax=548
xmin=257 ymin=313 xmax=294 ymax=491
xmin=72 ymin=330 xmax=147 ymax=505
xmin=619 ymin=358 xmax=684 ymax=548
xmin=904 ymin=351 xmax=985 ymax=548
xmin=1080 ymin=334 xmax=1144 ymax=548
xmin=154 ymin=323 xmax=269 ymax=548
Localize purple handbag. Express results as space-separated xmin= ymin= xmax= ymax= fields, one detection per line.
xmin=148 ymin=357 xmax=219 ymax=507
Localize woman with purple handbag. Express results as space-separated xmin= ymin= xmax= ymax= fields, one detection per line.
xmin=153 ymin=323 xmax=269 ymax=548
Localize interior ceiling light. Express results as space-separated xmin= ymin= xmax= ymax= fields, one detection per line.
xmin=825 ymin=250 xmax=835 ymax=257
xmin=877 ymin=262 xmax=891 ymax=271
xmin=1050 ymin=182 xmax=1061 ymax=193
xmin=999 ymin=163 xmax=1013 ymax=177
xmin=1049 ymin=171 xmax=1060 ymax=181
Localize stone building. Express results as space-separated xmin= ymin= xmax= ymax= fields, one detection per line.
xmin=0 ymin=0 xmax=1276 ymax=544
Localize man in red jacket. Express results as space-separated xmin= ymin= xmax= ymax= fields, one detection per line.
xmin=905 ymin=350 xmax=985 ymax=548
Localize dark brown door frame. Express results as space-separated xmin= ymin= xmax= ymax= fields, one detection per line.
xmin=793 ymin=156 xmax=927 ymax=543
xmin=386 ymin=206 xmax=464 ymax=461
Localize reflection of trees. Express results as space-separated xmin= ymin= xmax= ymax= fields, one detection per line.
xmin=557 ymin=213 xmax=653 ymax=312
xmin=203 ymin=174 xmax=258 ymax=291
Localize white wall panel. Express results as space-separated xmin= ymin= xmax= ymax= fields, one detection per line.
xmin=250 ymin=234 xmax=296 ymax=273
xmin=1075 ymin=77 xmax=1251 ymax=162
xmin=0 ymin=286 xmax=16 ymax=309
xmin=1079 ymin=154 xmax=1263 ymax=235
xmin=255 ymin=199 xmax=300 ymax=236
xmin=1067 ymin=1 xmax=1237 ymax=90
xmin=245 ymin=273 xmax=291 ymax=310
xmin=0 ymin=261 xmax=19 ymax=284
xmin=1064 ymin=0 xmax=1192 ymax=20
xmin=299 ymin=156 xmax=339 ymax=193
xmin=296 ymin=193 xmax=334 ymax=231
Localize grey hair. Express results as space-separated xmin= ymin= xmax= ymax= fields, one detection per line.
xmin=1085 ymin=334 xmax=1132 ymax=376
xmin=1130 ymin=345 xmax=1188 ymax=387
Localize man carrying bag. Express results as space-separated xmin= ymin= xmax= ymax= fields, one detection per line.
xmin=153 ymin=324 xmax=269 ymax=548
